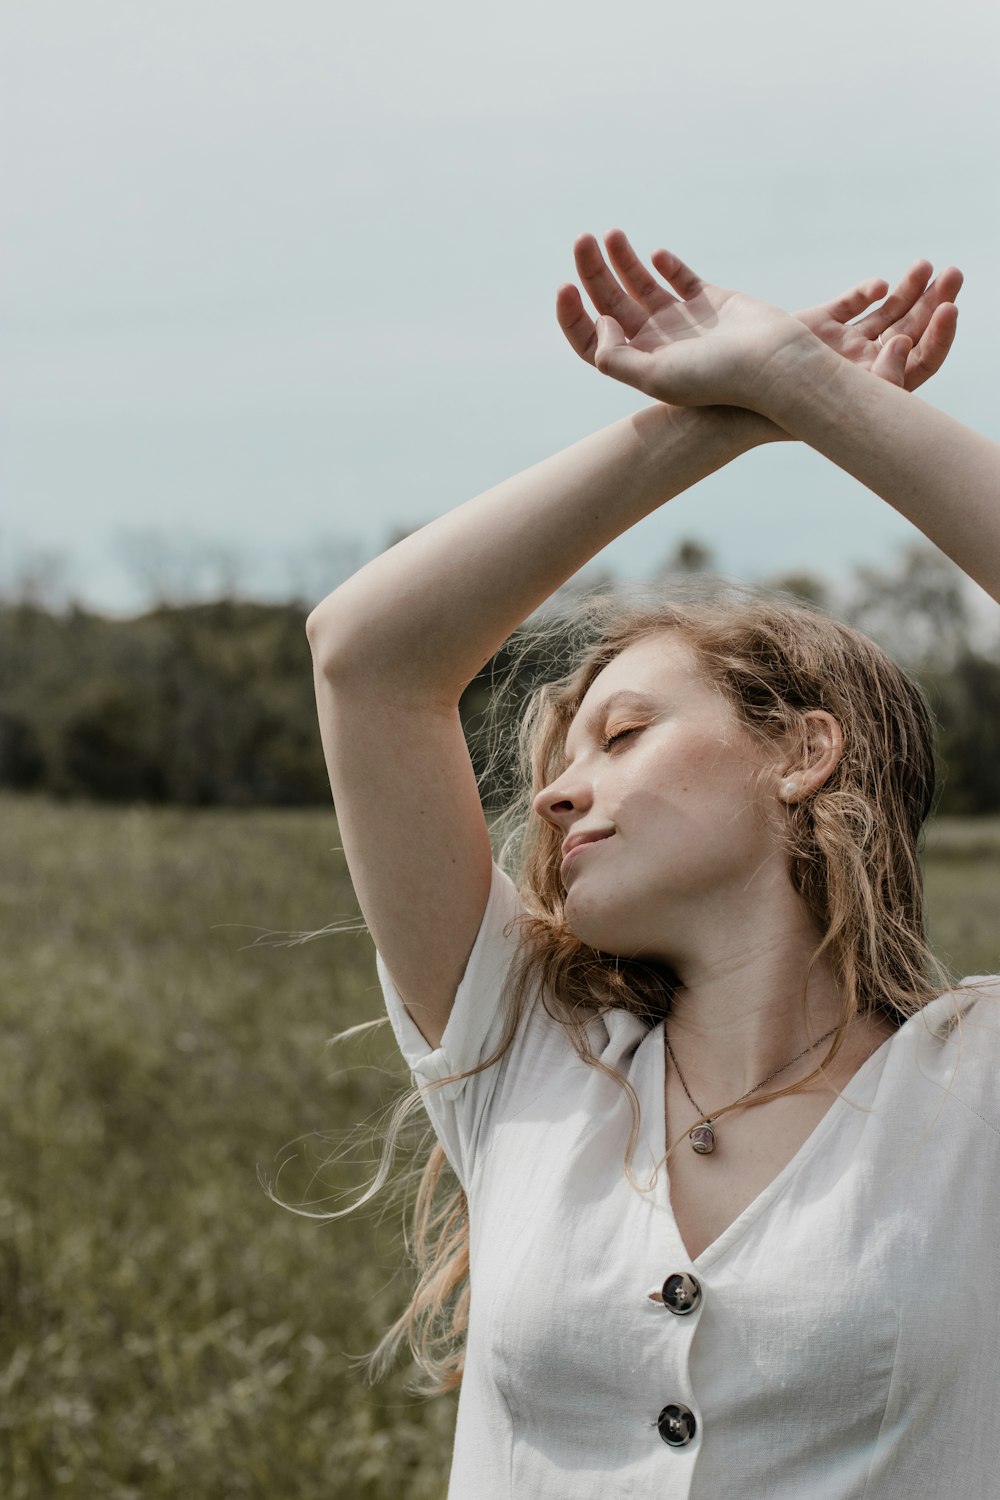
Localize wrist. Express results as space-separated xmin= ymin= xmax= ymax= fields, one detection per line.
xmin=750 ymin=332 xmax=848 ymax=426
xmin=608 ymin=397 xmax=781 ymax=517
xmin=639 ymin=399 xmax=784 ymax=458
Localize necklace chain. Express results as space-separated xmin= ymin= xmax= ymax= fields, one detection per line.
xmin=664 ymin=1023 xmax=840 ymax=1129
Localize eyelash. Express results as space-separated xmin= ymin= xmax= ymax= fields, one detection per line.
xmin=600 ymin=725 xmax=642 ymax=752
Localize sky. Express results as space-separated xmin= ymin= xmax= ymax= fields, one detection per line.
xmin=3 ymin=0 xmax=999 ymax=614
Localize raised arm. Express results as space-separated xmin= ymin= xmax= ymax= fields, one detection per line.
xmin=307 ymin=400 xmax=770 ymax=1047
xmin=581 ymin=233 xmax=999 ymax=601
xmin=306 ymin=237 xmax=961 ymax=1048
xmin=751 ymin=328 xmax=1000 ymax=604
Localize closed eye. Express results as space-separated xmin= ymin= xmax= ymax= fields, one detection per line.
xmin=600 ymin=725 xmax=643 ymax=752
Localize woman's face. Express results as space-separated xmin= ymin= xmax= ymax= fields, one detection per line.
xmin=532 ymin=633 xmax=790 ymax=961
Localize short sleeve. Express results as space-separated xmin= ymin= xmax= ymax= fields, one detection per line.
xmin=375 ymin=862 xmax=531 ymax=1188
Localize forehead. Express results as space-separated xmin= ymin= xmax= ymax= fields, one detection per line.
xmin=565 ymin=634 xmax=720 ymax=744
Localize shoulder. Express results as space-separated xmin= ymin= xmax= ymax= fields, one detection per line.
xmin=922 ymin=974 xmax=1000 ymax=1039
xmin=900 ymin=976 xmax=1000 ymax=1136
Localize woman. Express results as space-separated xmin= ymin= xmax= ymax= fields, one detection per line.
xmin=306 ymin=231 xmax=1000 ymax=1497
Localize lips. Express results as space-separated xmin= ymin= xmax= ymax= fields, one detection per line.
xmin=560 ymin=829 xmax=615 ymax=875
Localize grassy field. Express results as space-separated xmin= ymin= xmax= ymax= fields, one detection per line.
xmin=0 ymin=796 xmax=458 ymax=1499
xmin=2 ymin=795 xmax=999 ymax=1498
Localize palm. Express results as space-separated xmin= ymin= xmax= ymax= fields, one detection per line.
xmin=795 ymin=258 xmax=962 ymax=388
xmin=559 ymin=230 xmax=962 ymax=408
xmin=614 ymin=285 xmax=740 ymax=357
xmin=600 ymin=282 xmax=785 ymax=406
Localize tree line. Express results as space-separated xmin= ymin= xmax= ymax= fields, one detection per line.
xmin=2 ymin=541 xmax=1000 ymax=815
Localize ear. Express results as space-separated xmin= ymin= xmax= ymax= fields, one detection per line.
xmin=776 ymin=711 xmax=843 ymax=804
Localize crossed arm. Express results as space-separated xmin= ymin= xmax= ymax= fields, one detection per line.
xmin=568 ymin=230 xmax=999 ymax=604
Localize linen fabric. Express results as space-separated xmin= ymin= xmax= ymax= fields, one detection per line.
xmin=376 ymin=862 xmax=1000 ymax=1499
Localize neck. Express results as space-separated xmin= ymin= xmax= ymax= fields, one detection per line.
xmin=659 ymin=894 xmax=854 ymax=1102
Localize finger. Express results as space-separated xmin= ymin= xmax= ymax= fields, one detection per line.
xmin=556 ymin=282 xmax=600 ymax=364
xmin=573 ymin=233 xmax=648 ymax=338
xmin=593 ymin=315 xmax=651 ymax=393
xmin=891 ymin=265 xmax=964 ymax=345
xmin=870 ymin=334 xmax=912 ymax=388
xmin=603 ymin=228 xmax=676 ymax=312
xmin=858 ymin=259 xmax=934 ymax=337
xmin=815 ymin=277 xmax=889 ymax=324
xmin=902 ymin=302 xmax=959 ymax=392
xmin=649 ymin=247 xmax=705 ymax=301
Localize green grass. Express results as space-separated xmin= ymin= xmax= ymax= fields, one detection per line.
xmin=923 ymin=817 xmax=1000 ymax=975
xmin=2 ymin=796 xmax=999 ymax=1498
xmin=0 ymin=796 xmax=455 ymax=1499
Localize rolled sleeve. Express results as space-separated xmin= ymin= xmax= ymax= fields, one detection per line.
xmin=375 ymin=863 xmax=529 ymax=1184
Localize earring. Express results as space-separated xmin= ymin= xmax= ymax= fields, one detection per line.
xmin=782 ymin=779 xmax=800 ymax=798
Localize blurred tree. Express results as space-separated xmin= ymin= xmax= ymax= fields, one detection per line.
xmin=0 ymin=600 xmax=330 ymax=806
xmin=3 ymin=538 xmax=1000 ymax=813
xmin=283 ymin=535 xmax=363 ymax=610
xmin=0 ymin=708 xmax=46 ymax=788
xmin=762 ymin=572 xmax=831 ymax=610
xmin=60 ymin=679 xmax=166 ymax=802
xmin=114 ymin=528 xmax=248 ymax=609
xmin=843 ymin=543 xmax=972 ymax=671
xmin=0 ymin=540 xmax=75 ymax=611
xmin=929 ymin=651 xmax=1000 ymax=814
xmin=654 ymin=538 xmax=716 ymax=577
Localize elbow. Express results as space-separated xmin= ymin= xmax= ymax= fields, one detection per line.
xmin=305 ymin=598 xmax=355 ymax=679
xmin=306 ymin=591 xmax=386 ymax=685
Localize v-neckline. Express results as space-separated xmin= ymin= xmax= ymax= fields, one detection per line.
xmin=643 ymin=1014 xmax=899 ymax=1270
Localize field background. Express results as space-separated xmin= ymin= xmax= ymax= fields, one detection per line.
xmin=2 ymin=793 xmax=999 ymax=1498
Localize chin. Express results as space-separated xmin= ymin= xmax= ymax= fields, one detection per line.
xmin=563 ymin=885 xmax=653 ymax=960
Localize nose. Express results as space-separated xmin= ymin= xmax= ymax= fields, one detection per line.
xmin=532 ymin=770 xmax=593 ymax=829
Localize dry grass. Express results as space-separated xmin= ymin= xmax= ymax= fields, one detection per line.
xmin=0 ymin=795 xmax=455 ymax=1499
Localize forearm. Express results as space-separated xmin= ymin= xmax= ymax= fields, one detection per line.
xmin=308 ymin=403 xmax=774 ymax=702
xmin=758 ymin=340 xmax=1000 ymax=602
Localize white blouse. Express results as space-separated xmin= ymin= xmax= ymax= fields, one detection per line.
xmin=376 ymin=862 xmax=1000 ymax=1499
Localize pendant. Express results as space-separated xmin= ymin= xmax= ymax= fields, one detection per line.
xmin=689 ymin=1122 xmax=716 ymax=1155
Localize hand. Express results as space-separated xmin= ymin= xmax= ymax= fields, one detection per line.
xmin=795 ymin=257 xmax=961 ymax=392
xmin=558 ymin=230 xmax=962 ymax=417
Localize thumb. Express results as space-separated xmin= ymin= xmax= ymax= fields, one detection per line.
xmin=593 ymin=315 xmax=629 ymax=373
xmin=871 ymin=333 xmax=913 ymax=389
xmin=593 ymin=315 xmax=651 ymax=394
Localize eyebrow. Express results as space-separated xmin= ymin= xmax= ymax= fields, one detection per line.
xmin=563 ymin=690 xmax=661 ymax=759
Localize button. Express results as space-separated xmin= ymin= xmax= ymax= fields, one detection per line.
xmin=657 ymin=1403 xmax=697 ymax=1447
xmin=661 ymin=1272 xmax=702 ymax=1315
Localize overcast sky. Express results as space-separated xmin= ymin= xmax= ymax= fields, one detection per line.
xmin=3 ymin=0 xmax=998 ymax=613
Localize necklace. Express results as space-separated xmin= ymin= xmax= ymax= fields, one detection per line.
xmin=663 ymin=1023 xmax=840 ymax=1155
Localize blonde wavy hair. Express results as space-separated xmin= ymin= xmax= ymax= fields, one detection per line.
xmin=343 ymin=583 xmax=955 ymax=1395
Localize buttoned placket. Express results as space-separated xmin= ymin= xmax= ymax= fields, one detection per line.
xmin=640 ymin=1021 xmax=705 ymax=1483
xmin=644 ymin=1268 xmax=705 ymax=1462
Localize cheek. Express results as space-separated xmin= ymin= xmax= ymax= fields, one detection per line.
xmin=606 ymin=737 xmax=743 ymax=803
xmin=609 ymin=747 xmax=763 ymax=847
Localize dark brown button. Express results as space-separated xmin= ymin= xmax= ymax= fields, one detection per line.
xmin=657 ymin=1403 xmax=697 ymax=1447
xmin=661 ymin=1272 xmax=702 ymax=1315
